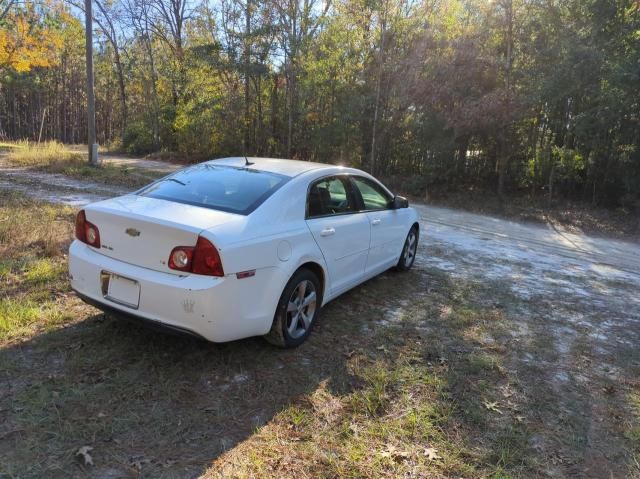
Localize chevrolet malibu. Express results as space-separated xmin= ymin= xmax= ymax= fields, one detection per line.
xmin=69 ymin=157 xmax=419 ymax=347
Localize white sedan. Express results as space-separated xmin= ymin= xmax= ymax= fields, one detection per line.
xmin=69 ymin=157 xmax=419 ymax=347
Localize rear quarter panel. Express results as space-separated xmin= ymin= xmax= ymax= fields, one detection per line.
xmin=203 ymin=175 xmax=330 ymax=334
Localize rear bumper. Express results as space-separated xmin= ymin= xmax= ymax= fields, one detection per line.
xmin=68 ymin=240 xmax=280 ymax=342
xmin=74 ymin=290 xmax=207 ymax=340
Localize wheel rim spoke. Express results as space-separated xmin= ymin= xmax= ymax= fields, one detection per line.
xmin=300 ymin=312 xmax=312 ymax=328
xmin=297 ymin=281 xmax=307 ymax=301
xmin=302 ymin=291 xmax=316 ymax=308
xmin=288 ymin=312 xmax=300 ymax=335
xmin=403 ymin=232 xmax=417 ymax=264
xmin=287 ymin=279 xmax=317 ymax=339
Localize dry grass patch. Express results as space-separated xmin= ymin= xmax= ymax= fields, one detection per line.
xmin=2 ymin=140 xmax=164 ymax=189
xmin=41 ymin=158 xmax=163 ymax=189
xmin=4 ymin=140 xmax=84 ymax=167
xmin=0 ymin=191 xmax=82 ymax=341
xmin=0 ymin=191 xmax=73 ymax=257
xmin=626 ymin=391 xmax=640 ymax=477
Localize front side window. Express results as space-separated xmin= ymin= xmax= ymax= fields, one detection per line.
xmin=137 ymin=164 xmax=288 ymax=215
xmin=307 ymin=176 xmax=355 ymax=218
xmin=351 ymin=176 xmax=392 ymax=210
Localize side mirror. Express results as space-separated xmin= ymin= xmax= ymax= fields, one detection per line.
xmin=391 ymin=195 xmax=409 ymax=209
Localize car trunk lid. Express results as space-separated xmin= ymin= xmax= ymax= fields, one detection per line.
xmin=84 ymin=195 xmax=240 ymax=275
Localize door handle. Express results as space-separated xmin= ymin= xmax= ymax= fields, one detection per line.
xmin=371 ymin=218 xmax=381 ymax=225
xmin=320 ymin=227 xmax=335 ymax=237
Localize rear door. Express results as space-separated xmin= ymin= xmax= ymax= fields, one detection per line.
xmin=349 ymin=176 xmax=408 ymax=275
xmin=305 ymin=175 xmax=370 ymax=295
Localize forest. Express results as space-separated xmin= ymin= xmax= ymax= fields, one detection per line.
xmin=0 ymin=0 xmax=639 ymax=206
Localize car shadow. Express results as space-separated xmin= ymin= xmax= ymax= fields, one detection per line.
xmin=1 ymin=270 xmax=413 ymax=478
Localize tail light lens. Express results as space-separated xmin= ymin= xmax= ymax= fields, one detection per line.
xmin=168 ymin=236 xmax=224 ymax=277
xmin=75 ymin=210 xmax=101 ymax=248
xmin=168 ymin=247 xmax=193 ymax=272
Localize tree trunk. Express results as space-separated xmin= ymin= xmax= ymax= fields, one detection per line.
xmin=114 ymin=48 xmax=128 ymax=140
xmin=370 ymin=10 xmax=387 ymax=177
xmin=547 ymin=162 xmax=555 ymax=207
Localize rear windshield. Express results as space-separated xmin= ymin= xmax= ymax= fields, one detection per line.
xmin=137 ymin=164 xmax=289 ymax=215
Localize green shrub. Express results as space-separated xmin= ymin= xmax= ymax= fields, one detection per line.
xmin=123 ymin=122 xmax=156 ymax=155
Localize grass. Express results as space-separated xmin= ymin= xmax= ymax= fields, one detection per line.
xmin=41 ymin=157 xmax=164 ymax=189
xmin=0 ymin=191 xmax=638 ymax=477
xmin=1 ymin=140 xmax=165 ymax=189
xmin=626 ymin=392 xmax=640 ymax=478
xmin=203 ymin=273 xmax=537 ymax=478
xmin=0 ymin=197 xmax=536 ymax=478
xmin=2 ymin=140 xmax=84 ymax=166
xmin=0 ymin=191 xmax=79 ymax=340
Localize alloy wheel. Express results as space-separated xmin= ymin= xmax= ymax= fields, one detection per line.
xmin=404 ymin=230 xmax=417 ymax=266
xmin=286 ymin=279 xmax=317 ymax=339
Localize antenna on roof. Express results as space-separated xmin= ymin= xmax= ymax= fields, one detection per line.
xmin=244 ymin=156 xmax=255 ymax=166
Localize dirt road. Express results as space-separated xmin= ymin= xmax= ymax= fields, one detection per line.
xmin=414 ymin=203 xmax=640 ymax=476
xmin=1 ymin=157 xmax=639 ymax=476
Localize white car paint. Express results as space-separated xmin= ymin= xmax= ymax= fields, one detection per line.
xmin=68 ymin=157 xmax=419 ymax=343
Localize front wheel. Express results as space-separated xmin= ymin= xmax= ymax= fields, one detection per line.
xmin=396 ymin=226 xmax=418 ymax=271
xmin=264 ymin=268 xmax=322 ymax=348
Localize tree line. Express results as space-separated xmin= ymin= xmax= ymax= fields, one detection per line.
xmin=1 ymin=0 xmax=639 ymax=206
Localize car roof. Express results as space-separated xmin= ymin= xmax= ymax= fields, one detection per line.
xmin=205 ymin=157 xmax=341 ymax=177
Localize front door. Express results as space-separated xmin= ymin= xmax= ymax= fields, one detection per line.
xmin=350 ymin=176 xmax=408 ymax=275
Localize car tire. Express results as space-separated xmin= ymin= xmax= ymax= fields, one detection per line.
xmin=264 ymin=268 xmax=322 ymax=348
xmin=396 ymin=226 xmax=418 ymax=271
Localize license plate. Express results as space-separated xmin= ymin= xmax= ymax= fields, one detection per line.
xmin=103 ymin=273 xmax=140 ymax=309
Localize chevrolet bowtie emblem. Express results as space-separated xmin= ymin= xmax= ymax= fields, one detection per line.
xmin=125 ymin=228 xmax=141 ymax=237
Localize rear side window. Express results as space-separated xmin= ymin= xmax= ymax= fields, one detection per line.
xmin=307 ymin=176 xmax=356 ymax=218
xmin=351 ymin=176 xmax=392 ymax=210
xmin=137 ymin=164 xmax=288 ymax=215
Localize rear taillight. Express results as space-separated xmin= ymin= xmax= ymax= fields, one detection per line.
xmin=168 ymin=247 xmax=193 ymax=272
xmin=75 ymin=210 xmax=101 ymax=248
xmin=168 ymin=236 xmax=224 ymax=277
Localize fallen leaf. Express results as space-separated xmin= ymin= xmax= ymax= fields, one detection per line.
xmin=602 ymin=385 xmax=616 ymax=395
xmin=76 ymin=446 xmax=94 ymax=466
xmin=483 ymin=400 xmax=503 ymax=414
xmin=424 ymin=447 xmax=441 ymax=461
xmin=380 ymin=444 xmax=410 ymax=462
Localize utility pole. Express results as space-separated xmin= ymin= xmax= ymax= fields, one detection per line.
xmin=85 ymin=0 xmax=99 ymax=166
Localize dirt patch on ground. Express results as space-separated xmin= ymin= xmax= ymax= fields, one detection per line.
xmin=0 ymin=153 xmax=166 ymax=205
xmin=423 ymin=190 xmax=640 ymax=242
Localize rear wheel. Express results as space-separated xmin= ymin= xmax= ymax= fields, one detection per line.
xmin=396 ymin=226 xmax=418 ymax=271
xmin=265 ymin=268 xmax=322 ymax=348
